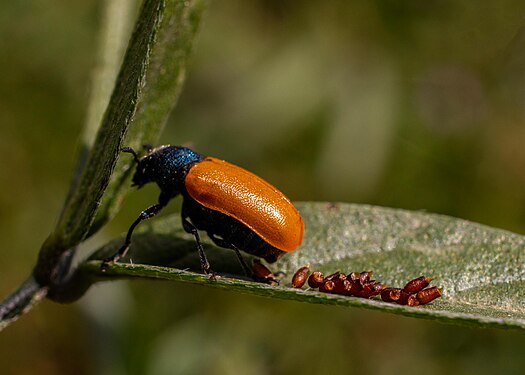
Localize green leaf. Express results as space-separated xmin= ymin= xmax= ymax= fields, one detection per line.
xmin=82 ymin=0 xmax=138 ymax=149
xmin=34 ymin=0 xmax=206 ymax=286
xmin=89 ymin=0 xmax=207 ymax=235
xmin=57 ymin=0 xmax=206 ymax=247
xmin=85 ymin=202 xmax=525 ymax=330
xmin=62 ymin=0 xmax=137 ymax=211
xmin=52 ymin=0 xmax=168 ymax=249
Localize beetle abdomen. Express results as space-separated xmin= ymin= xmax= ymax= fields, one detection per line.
xmin=182 ymin=197 xmax=286 ymax=263
xmin=185 ymin=157 xmax=304 ymax=252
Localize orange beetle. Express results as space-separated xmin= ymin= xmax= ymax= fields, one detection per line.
xmin=103 ymin=145 xmax=304 ymax=277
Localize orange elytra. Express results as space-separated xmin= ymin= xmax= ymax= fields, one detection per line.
xmin=185 ymin=157 xmax=304 ymax=252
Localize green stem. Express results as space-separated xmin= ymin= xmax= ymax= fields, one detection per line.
xmin=0 ymin=277 xmax=48 ymax=331
xmin=0 ymin=0 xmax=206 ymax=331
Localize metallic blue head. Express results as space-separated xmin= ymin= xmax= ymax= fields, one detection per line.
xmin=124 ymin=145 xmax=204 ymax=196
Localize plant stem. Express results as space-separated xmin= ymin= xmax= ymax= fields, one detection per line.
xmin=0 ymin=278 xmax=48 ymax=332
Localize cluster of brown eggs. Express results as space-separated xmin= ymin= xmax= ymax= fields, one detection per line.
xmin=291 ymin=266 xmax=442 ymax=306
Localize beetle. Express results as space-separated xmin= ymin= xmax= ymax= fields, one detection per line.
xmin=102 ymin=145 xmax=304 ymax=278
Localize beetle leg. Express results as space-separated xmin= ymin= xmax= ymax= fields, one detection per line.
xmin=207 ymin=233 xmax=252 ymax=278
xmin=182 ymin=217 xmax=215 ymax=278
xmin=231 ymin=246 xmax=253 ymax=279
xmin=101 ymin=203 xmax=164 ymax=271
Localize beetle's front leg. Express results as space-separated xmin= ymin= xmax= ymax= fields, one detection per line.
xmin=101 ymin=203 xmax=165 ymax=271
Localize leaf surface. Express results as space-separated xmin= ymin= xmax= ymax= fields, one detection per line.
xmin=87 ymin=202 xmax=525 ymax=329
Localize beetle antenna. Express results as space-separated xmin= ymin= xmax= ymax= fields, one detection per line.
xmin=121 ymin=147 xmax=140 ymax=163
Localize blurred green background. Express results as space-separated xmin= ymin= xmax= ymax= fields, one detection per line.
xmin=1 ymin=1 xmax=525 ymax=374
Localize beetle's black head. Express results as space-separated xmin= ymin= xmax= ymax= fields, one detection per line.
xmin=123 ymin=145 xmax=204 ymax=196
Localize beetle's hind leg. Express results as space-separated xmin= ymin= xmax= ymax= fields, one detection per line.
xmin=182 ymin=217 xmax=215 ymax=278
xmin=208 ymin=234 xmax=252 ymax=278
xmin=207 ymin=233 xmax=252 ymax=278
